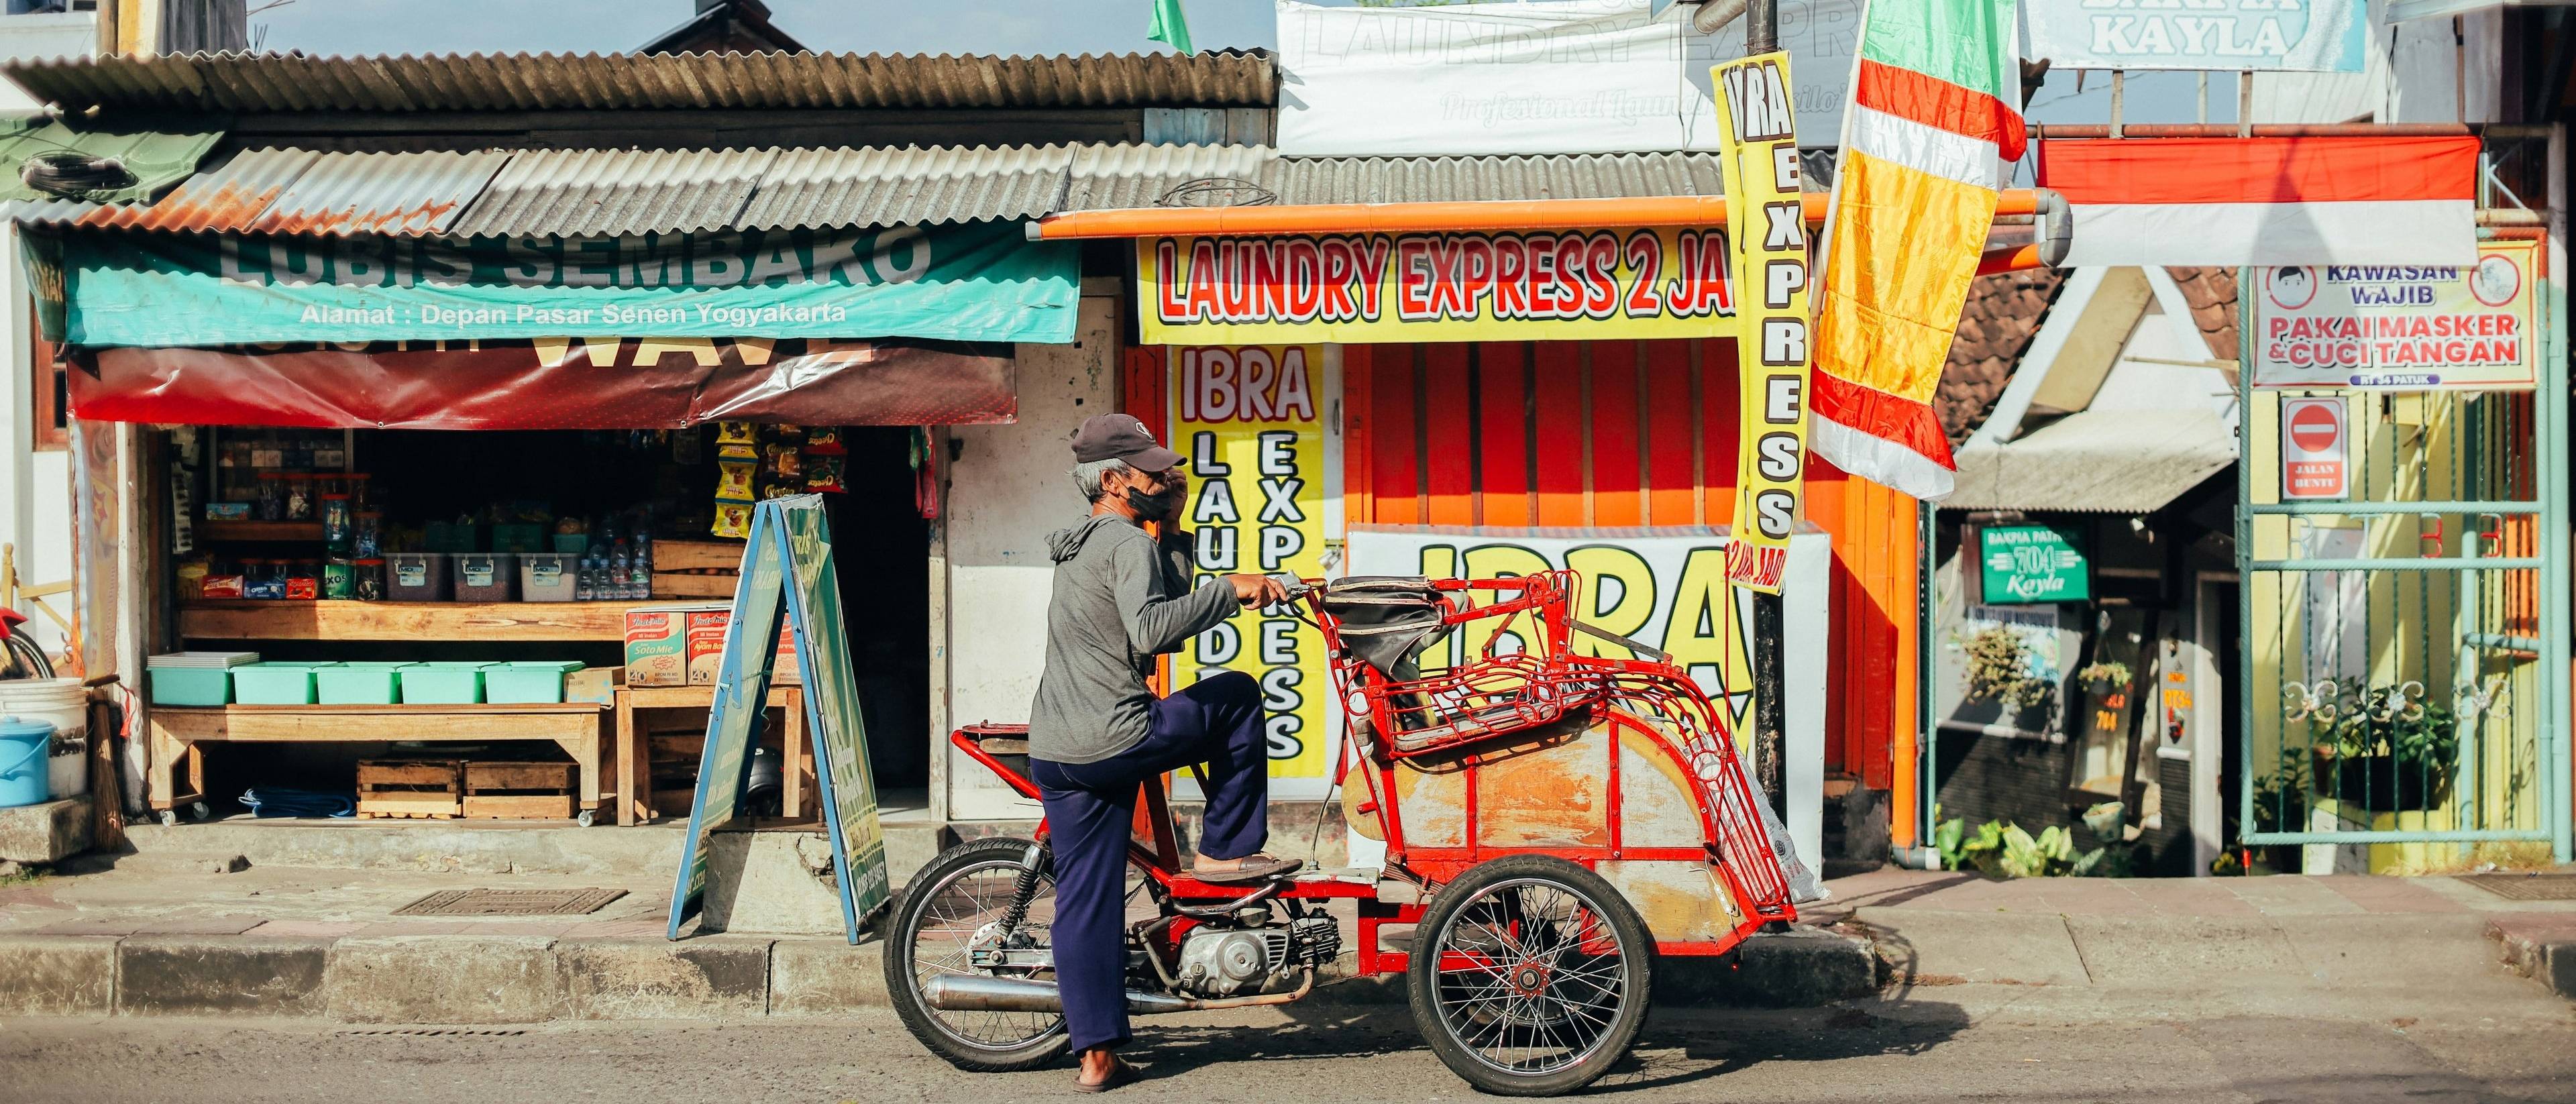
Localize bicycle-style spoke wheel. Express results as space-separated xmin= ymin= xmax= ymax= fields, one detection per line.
xmin=885 ymin=837 xmax=1070 ymax=1071
xmin=1407 ymin=856 xmax=1651 ymax=1097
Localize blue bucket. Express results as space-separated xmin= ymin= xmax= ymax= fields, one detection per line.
xmin=0 ymin=715 xmax=53 ymax=808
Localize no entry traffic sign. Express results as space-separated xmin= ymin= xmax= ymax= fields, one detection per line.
xmin=2281 ymin=396 xmax=2348 ymax=500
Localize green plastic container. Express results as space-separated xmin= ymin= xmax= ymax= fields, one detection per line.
xmin=148 ymin=667 xmax=233 ymax=707
xmin=551 ymin=533 xmax=591 ymax=555
xmin=233 ymin=663 xmax=338 ymax=706
xmin=399 ymin=662 xmax=495 ymax=705
xmin=316 ymin=661 xmax=415 ymax=706
xmin=424 ymin=520 xmax=480 ymax=554
xmin=490 ymin=524 xmax=546 ymax=554
xmin=485 ymin=661 xmax=585 ymax=704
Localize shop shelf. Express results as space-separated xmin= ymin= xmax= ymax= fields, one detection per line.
xmin=486 ymin=661 xmax=586 ymax=704
xmin=178 ymin=600 xmax=650 ymax=642
xmin=199 ymin=520 xmax=325 ymax=543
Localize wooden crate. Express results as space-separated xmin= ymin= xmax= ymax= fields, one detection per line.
xmin=650 ymin=571 xmax=737 ymax=598
xmin=462 ymin=760 xmax=578 ymax=820
xmin=651 ymin=539 xmax=748 ymax=573
xmin=358 ymin=759 xmax=462 ymax=819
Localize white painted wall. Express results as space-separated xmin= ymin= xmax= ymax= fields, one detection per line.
xmin=943 ymin=288 xmax=1118 ymax=820
xmin=0 ymin=219 xmax=74 ymax=663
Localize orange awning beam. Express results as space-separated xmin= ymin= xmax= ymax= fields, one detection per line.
xmin=1030 ymin=189 xmax=2048 ymax=240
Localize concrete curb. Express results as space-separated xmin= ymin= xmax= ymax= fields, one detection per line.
xmin=0 ymin=926 xmax=1867 ymax=1023
xmin=2488 ymin=916 xmax=2576 ymax=1000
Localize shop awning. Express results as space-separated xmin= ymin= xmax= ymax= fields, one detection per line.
xmin=66 ymin=338 xmax=1017 ymax=430
xmin=1944 ymin=408 xmax=2235 ymax=514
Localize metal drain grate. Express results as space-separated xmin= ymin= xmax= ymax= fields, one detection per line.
xmin=2457 ymin=873 xmax=2576 ymax=901
xmin=393 ymin=887 xmax=628 ymax=916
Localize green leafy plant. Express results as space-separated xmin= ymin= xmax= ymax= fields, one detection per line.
xmin=1960 ymin=626 xmax=2052 ymax=710
xmin=1933 ymin=814 xmax=2127 ymax=878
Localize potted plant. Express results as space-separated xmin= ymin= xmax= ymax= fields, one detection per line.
xmin=2307 ymin=685 xmax=2455 ymax=812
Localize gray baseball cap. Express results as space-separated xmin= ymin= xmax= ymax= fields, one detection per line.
xmin=1069 ymin=412 xmax=1183 ymax=472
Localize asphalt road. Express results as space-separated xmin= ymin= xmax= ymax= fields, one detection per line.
xmin=7 ymin=997 xmax=2574 ymax=1104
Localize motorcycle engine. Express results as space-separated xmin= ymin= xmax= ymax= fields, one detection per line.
xmin=1172 ymin=913 xmax=1342 ymax=999
xmin=1175 ymin=928 xmax=1285 ymax=998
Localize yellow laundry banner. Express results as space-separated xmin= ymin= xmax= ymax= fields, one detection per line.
xmin=1713 ymin=52 xmax=1813 ymax=594
xmin=1138 ymin=229 xmax=1742 ymax=344
xmin=1171 ymin=345 xmax=1334 ymax=789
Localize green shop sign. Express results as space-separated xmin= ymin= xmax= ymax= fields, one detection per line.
xmin=34 ymin=221 xmax=1077 ymax=346
xmin=1978 ymin=524 xmax=2090 ymax=604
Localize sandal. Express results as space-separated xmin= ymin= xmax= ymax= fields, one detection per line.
xmin=1075 ymin=1055 xmax=1140 ymax=1093
xmin=1193 ymin=853 xmax=1301 ymax=884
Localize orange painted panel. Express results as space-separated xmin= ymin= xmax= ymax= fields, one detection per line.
xmin=1701 ymin=337 xmax=1741 ymax=529
xmin=1477 ymin=343 xmax=1532 ymax=527
xmin=1533 ymin=343 xmax=1586 ymax=526
xmin=1588 ymin=341 xmax=1642 ymax=527
xmin=1370 ymin=345 xmax=1420 ymax=526
xmin=1644 ymin=340 xmax=1696 ymax=526
xmin=1423 ymin=344 xmax=1476 ymax=527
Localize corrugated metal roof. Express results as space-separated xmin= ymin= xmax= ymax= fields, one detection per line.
xmin=453 ymin=148 xmax=778 ymax=237
xmin=14 ymin=144 xmax=1749 ymax=237
xmin=0 ymin=121 xmax=221 ymax=205
xmin=1945 ymin=408 xmax=2236 ymax=514
xmin=742 ymin=145 xmax=1075 ymax=229
xmin=1 ymin=50 xmax=1276 ymax=115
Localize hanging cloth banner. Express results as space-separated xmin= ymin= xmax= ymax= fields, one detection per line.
xmin=27 ymin=221 xmax=1078 ymax=347
xmin=63 ymin=338 xmax=1018 ymax=429
xmin=1136 ymin=228 xmax=1741 ymax=345
xmin=1711 ymin=50 xmax=1813 ymax=594
xmin=2038 ymin=136 xmax=2479 ymax=268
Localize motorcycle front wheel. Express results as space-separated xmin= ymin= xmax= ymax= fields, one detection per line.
xmin=883 ymin=836 xmax=1071 ymax=1072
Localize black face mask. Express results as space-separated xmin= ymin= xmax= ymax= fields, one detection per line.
xmin=1126 ymin=482 xmax=1185 ymax=522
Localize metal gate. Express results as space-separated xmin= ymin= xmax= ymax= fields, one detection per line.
xmin=2237 ymin=286 xmax=2572 ymax=865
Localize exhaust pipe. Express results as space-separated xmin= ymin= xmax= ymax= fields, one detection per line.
xmin=923 ymin=970 xmax=1317 ymax=1016
xmin=924 ymin=974 xmax=1192 ymax=1015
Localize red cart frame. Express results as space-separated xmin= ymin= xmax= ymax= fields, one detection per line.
xmin=950 ymin=569 xmax=1795 ymax=977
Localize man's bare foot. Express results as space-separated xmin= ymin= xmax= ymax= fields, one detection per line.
xmin=1192 ymin=852 xmax=1299 ymax=883
xmin=1076 ymin=1048 xmax=1136 ymax=1093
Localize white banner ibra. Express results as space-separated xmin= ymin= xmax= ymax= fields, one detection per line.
xmin=1275 ymin=0 xmax=1858 ymax=156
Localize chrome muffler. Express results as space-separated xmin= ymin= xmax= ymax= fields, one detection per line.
xmin=922 ymin=969 xmax=1317 ymax=1016
xmin=922 ymin=973 xmax=1191 ymax=1015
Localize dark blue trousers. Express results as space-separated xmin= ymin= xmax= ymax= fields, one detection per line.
xmin=1030 ymin=670 xmax=1269 ymax=1053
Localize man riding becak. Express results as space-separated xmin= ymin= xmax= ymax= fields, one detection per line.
xmin=1027 ymin=413 xmax=1298 ymax=1093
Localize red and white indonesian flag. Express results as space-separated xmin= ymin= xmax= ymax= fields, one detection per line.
xmin=2039 ymin=137 xmax=2479 ymax=268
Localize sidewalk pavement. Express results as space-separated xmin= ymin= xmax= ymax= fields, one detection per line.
xmin=3 ymin=855 xmax=2567 ymax=1024
xmin=1810 ymin=866 xmax=2576 ymax=1003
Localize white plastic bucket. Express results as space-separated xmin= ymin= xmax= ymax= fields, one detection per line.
xmin=0 ymin=679 xmax=86 ymax=799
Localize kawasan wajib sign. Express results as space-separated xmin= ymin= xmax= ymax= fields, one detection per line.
xmin=1136 ymin=229 xmax=1741 ymax=344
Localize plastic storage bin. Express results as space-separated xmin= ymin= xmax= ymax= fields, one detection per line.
xmin=316 ymin=661 xmax=415 ymax=705
xmin=485 ymin=661 xmax=585 ymax=704
xmin=400 ymin=661 xmax=494 ymax=704
xmin=490 ymin=524 xmax=545 ymax=554
xmin=0 ymin=716 xmax=50 ymax=808
xmin=519 ymin=553 xmax=577 ymax=602
xmin=386 ymin=553 xmax=450 ymax=602
xmin=423 ymin=521 xmax=480 ymax=553
xmin=452 ymin=553 xmax=517 ymax=602
xmin=233 ymin=662 xmax=337 ymax=706
xmin=146 ymin=652 xmax=259 ymax=707
xmin=551 ymin=533 xmax=591 ymax=555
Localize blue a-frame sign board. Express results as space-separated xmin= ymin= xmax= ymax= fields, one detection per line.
xmin=667 ymin=495 xmax=890 ymax=942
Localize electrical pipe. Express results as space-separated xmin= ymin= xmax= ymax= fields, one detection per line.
xmin=1030 ymin=190 xmax=2047 ymax=240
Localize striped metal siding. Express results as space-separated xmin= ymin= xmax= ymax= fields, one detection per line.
xmin=450 ymin=148 xmax=782 ymax=237
xmin=1327 ymin=339 xmax=1921 ymax=788
xmin=1 ymin=50 xmax=1277 ymax=115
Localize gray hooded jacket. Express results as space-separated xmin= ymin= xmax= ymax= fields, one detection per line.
xmin=1026 ymin=513 xmax=1238 ymax=765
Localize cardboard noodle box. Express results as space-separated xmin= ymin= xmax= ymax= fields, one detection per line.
xmin=624 ymin=604 xmax=722 ymax=687
xmin=686 ymin=608 xmax=801 ymax=686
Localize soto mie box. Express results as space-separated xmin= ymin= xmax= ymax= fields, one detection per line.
xmin=623 ymin=604 xmax=722 ymax=687
xmin=685 ymin=608 xmax=802 ymax=686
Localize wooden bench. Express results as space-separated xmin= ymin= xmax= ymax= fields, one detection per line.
xmin=147 ymin=704 xmax=606 ymax=826
xmin=613 ymin=684 xmax=810 ymax=826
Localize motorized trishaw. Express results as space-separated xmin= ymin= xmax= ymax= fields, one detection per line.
xmin=885 ymin=569 xmax=1799 ymax=1095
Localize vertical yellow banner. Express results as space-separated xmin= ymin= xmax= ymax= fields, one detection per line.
xmin=1170 ymin=345 xmax=1333 ymax=787
xmin=1712 ymin=51 xmax=1813 ymax=594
